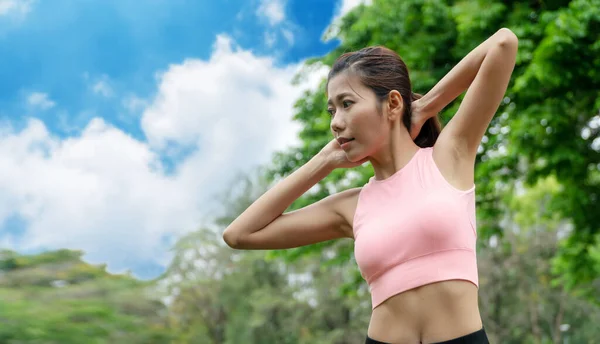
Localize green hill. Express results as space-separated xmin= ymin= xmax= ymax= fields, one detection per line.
xmin=0 ymin=249 xmax=173 ymax=344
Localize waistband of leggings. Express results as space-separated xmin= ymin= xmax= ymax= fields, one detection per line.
xmin=365 ymin=327 xmax=488 ymax=344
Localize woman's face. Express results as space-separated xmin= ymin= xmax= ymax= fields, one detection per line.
xmin=326 ymin=73 xmax=389 ymax=162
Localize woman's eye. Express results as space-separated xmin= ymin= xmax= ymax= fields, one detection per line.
xmin=342 ymin=100 xmax=352 ymax=108
xmin=327 ymin=108 xmax=335 ymax=116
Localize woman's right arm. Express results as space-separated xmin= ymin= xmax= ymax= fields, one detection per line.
xmin=222 ymin=142 xmax=362 ymax=250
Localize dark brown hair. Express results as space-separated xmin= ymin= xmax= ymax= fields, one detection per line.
xmin=327 ymin=46 xmax=441 ymax=148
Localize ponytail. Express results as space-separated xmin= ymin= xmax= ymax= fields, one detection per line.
xmin=406 ymin=92 xmax=441 ymax=148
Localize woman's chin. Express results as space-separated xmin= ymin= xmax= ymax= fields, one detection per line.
xmin=348 ymin=153 xmax=368 ymax=163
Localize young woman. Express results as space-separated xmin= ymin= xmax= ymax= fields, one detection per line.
xmin=223 ymin=27 xmax=518 ymax=344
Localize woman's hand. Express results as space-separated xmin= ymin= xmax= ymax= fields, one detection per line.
xmin=409 ymin=98 xmax=430 ymax=140
xmin=317 ymin=138 xmax=369 ymax=170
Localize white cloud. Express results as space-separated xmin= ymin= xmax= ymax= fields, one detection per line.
xmin=0 ymin=118 xmax=201 ymax=275
xmin=257 ymin=0 xmax=285 ymax=26
xmin=0 ymin=0 xmax=34 ymax=16
xmin=0 ymin=34 xmax=328 ymax=279
xmin=82 ymin=74 xmax=114 ymax=98
xmin=122 ymin=95 xmax=148 ymax=113
xmin=93 ymin=80 xmax=113 ymax=98
xmin=254 ymin=0 xmax=295 ymax=47
xmin=264 ymin=31 xmax=276 ymax=48
xmin=323 ymin=0 xmax=372 ymax=41
xmin=261 ymin=28 xmax=294 ymax=49
xmin=337 ymin=0 xmax=371 ymax=18
xmin=27 ymin=92 xmax=55 ymax=110
xmin=141 ymin=34 xmax=325 ymax=154
xmin=281 ymin=28 xmax=294 ymax=46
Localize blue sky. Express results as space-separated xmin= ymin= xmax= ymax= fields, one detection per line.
xmin=0 ymin=0 xmax=366 ymax=279
xmin=0 ymin=0 xmax=338 ymax=138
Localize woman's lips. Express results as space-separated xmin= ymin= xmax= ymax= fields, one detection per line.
xmin=340 ymin=138 xmax=354 ymax=149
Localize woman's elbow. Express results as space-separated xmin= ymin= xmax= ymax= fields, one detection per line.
xmin=496 ymin=28 xmax=518 ymax=47
xmin=222 ymin=230 xmax=241 ymax=249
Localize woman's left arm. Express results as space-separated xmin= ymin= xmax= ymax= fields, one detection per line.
xmin=417 ymin=28 xmax=518 ymax=161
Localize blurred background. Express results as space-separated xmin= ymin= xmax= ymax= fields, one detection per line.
xmin=0 ymin=0 xmax=598 ymax=343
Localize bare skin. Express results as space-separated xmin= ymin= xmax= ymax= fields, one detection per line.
xmin=223 ymin=28 xmax=518 ymax=343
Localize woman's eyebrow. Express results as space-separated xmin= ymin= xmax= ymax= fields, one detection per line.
xmin=327 ymin=92 xmax=354 ymax=105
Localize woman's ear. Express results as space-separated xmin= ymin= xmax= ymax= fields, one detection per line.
xmin=386 ymin=90 xmax=404 ymax=121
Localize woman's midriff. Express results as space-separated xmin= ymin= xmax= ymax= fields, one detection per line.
xmin=367 ymin=280 xmax=483 ymax=344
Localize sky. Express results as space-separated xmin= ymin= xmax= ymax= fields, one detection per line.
xmin=0 ymin=0 xmax=371 ymax=279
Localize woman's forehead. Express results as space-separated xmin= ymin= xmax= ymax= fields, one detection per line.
xmin=327 ymin=73 xmax=365 ymax=99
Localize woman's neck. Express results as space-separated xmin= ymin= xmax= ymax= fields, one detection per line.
xmin=370 ymin=126 xmax=420 ymax=181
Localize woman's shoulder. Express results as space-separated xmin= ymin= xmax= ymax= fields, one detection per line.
xmin=330 ymin=187 xmax=362 ymax=238
xmin=334 ymin=187 xmax=362 ymax=207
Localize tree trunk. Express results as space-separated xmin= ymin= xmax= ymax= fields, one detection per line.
xmin=529 ymin=298 xmax=542 ymax=343
xmin=553 ymin=291 xmax=566 ymax=344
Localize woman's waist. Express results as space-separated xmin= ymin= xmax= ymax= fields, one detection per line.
xmin=368 ymin=280 xmax=482 ymax=342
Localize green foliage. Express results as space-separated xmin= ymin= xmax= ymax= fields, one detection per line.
xmin=477 ymin=176 xmax=600 ymax=343
xmin=0 ymin=249 xmax=84 ymax=271
xmin=506 ymin=0 xmax=600 ymax=296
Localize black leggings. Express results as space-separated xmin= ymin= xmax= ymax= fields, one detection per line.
xmin=365 ymin=327 xmax=489 ymax=344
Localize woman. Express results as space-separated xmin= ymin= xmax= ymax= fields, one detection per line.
xmin=223 ymin=27 xmax=518 ymax=344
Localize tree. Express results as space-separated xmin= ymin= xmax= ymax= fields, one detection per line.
xmin=477 ymin=176 xmax=600 ymax=343
xmin=159 ymin=169 xmax=313 ymax=344
xmin=267 ymin=0 xmax=600 ymax=300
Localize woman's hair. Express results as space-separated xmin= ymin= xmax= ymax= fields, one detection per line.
xmin=326 ymin=46 xmax=441 ymax=148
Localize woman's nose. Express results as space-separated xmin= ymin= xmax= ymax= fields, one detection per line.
xmin=330 ymin=114 xmax=345 ymax=133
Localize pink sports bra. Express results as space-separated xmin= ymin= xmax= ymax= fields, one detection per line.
xmin=353 ymin=147 xmax=479 ymax=309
